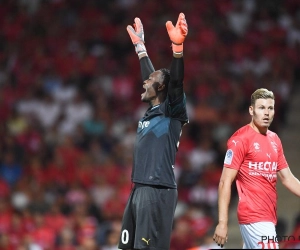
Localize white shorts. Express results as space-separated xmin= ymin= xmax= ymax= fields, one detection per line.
xmin=239 ymin=222 xmax=279 ymax=249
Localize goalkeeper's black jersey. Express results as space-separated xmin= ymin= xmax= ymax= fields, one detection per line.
xmin=131 ymin=56 xmax=188 ymax=188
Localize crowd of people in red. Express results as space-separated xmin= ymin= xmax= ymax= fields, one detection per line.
xmin=1 ymin=0 xmax=300 ymax=249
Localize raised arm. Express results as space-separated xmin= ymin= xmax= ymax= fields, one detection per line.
xmin=126 ymin=17 xmax=154 ymax=81
xmin=165 ymin=13 xmax=188 ymax=102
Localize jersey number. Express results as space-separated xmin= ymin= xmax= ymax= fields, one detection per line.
xmin=121 ymin=229 xmax=129 ymax=244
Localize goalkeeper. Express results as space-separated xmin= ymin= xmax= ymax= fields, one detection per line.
xmin=118 ymin=13 xmax=189 ymax=250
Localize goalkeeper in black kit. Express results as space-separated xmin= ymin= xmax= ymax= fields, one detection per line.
xmin=118 ymin=13 xmax=189 ymax=250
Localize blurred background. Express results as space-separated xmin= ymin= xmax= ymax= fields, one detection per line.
xmin=0 ymin=0 xmax=300 ymax=249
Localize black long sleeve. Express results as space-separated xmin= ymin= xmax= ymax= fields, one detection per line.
xmin=168 ymin=56 xmax=184 ymax=104
xmin=139 ymin=56 xmax=155 ymax=81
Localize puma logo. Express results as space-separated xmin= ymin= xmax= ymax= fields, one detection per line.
xmin=142 ymin=238 xmax=150 ymax=245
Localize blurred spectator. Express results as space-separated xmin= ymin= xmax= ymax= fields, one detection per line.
xmin=0 ymin=151 xmax=22 ymax=187
xmin=0 ymin=233 xmax=14 ymax=250
xmin=1 ymin=134 xmax=24 ymax=164
xmin=187 ymin=137 xmax=217 ymax=174
xmin=226 ymin=0 xmax=255 ymax=37
xmin=101 ymin=229 xmax=121 ymax=250
xmin=89 ymin=176 xmax=115 ymax=210
xmin=29 ymin=212 xmax=56 ymax=250
xmin=10 ymin=181 xmax=30 ymax=211
xmin=50 ymin=76 xmax=77 ymax=105
xmin=15 ymin=125 xmax=43 ymax=156
xmin=56 ymin=224 xmax=77 ymax=250
xmin=58 ymin=93 xmax=93 ymax=136
xmin=82 ymin=109 xmax=107 ymax=138
xmin=27 ymin=187 xmax=50 ymax=215
xmin=44 ymin=202 xmax=68 ymax=233
xmin=35 ymin=93 xmax=61 ymax=130
xmin=16 ymin=89 xmax=40 ymax=121
xmin=0 ymin=197 xmax=12 ymax=234
xmin=8 ymin=212 xmax=28 ymax=248
xmin=178 ymin=155 xmax=201 ymax=191
xmin=0 ymin=178 xmax=10 ymax=198
xmin=188 ymin=176 xmax=218 ymax=212
xmin=6 ymin=108 xmax=28 ymax=137
xmin=170 ymin=217 xmax=194 ymax=250
xmin=70 ymin=202 xmax=98 ymax=247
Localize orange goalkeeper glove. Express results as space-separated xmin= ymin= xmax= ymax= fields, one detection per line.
xmin=166 ymin=13 xmax=188 ymax=53
xmin=126 ymin=17 xmax=146 ymax=55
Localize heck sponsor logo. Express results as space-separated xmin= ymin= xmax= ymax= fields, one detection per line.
xmin=248 ymin=161 xmax=277 ymax=171
xmin=248 ymin=161 xmax=277 ymax=181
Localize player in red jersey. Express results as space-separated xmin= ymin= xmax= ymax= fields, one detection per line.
xmin=213 ymin=88 xmax=300 ymax=249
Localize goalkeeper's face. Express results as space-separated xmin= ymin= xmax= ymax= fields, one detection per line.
xmin=141 ymin=71 xmax=164 ymax=103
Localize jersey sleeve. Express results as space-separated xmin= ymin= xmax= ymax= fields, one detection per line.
xmin=168 ymin=57 xmax=184 ymax=104
xmin=164 ymin=94 xmax=188 ymax=124
xmin=165 ymin=57 xmax=188 ymax=123
xmin=224 ymin=136 xmax=246 ymax=170
xmin=139 ymin=56 xmax=155 ymax=81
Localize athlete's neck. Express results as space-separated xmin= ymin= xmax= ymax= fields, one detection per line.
xmin=249 ymin=121 xmax=268 ymax=135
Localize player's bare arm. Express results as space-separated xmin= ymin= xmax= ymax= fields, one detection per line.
xmin=213 ymin=167 xmax=238 ymax=248
xmin=278 ymin=167 xmax=300 ymax=197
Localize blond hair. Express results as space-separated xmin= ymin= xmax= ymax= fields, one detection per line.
xmin=251 ymin=88 xmax=274 ymax=106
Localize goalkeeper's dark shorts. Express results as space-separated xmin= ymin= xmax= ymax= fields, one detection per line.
xmin=118 ymin=183 xmax=177 ymax=250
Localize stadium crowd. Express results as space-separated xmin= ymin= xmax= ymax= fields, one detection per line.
xmin=1 ymin=0 xmax=300 ymax=249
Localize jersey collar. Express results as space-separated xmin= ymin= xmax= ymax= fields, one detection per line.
xmin=151 ymin=104 xmax=160 ymax=110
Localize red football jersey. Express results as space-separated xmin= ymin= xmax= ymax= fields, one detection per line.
xmin=224 ymin=125 xmax=288 ymax=224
